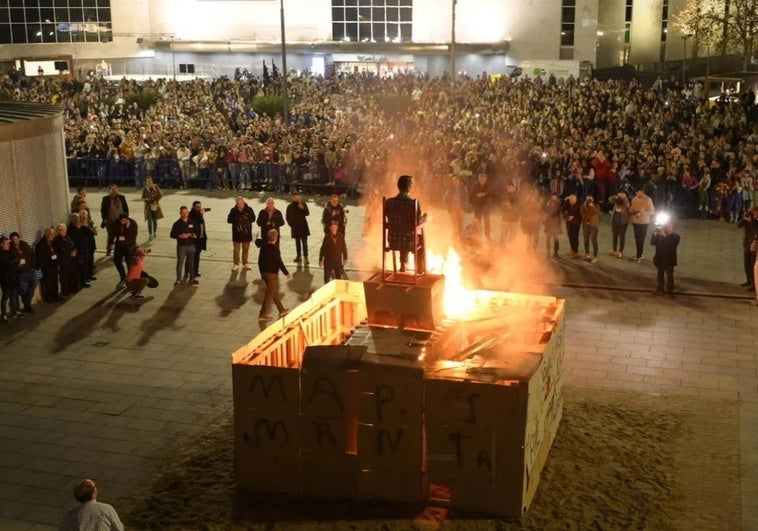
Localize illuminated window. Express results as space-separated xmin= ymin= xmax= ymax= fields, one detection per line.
xmin=331 ymin=0 xmax=413 ymax=43
xmin=0 ymin=0 xmax=112 ymax=44
xmin=560 ymin=0 xmax=575 ymax=47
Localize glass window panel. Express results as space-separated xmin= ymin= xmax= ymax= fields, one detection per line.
xmin=40 ymin=8 xmax=53 ymax=22
xmin=7 ymin=0 xmax=21 ymax=6
xmin=98 ymin=7 xmax=110 ymax=21
xmin=386 ymin=22 xmax=398 ymax=40
xmin=54 ymin=8 xmax=68 ymax=21
xmin=25 ymin=7 xmax=39 ymax=22
xmin=625 ymin=6 xmax=632 ymax=20
xmin=399 ymin=23 xmax=411 ymax=41
xmin=563 ymin=0 xmax=575 ymax=6
xmin=56 ymin=27 xmax=70 ymax=42
xmin=83 ymin=0 xmax=97 ymax=6
xmin=85 ymin=30 xmax=98 ymax=41
xmin=27 ymin=23 xmax=41 ymax=40
xmin=68 ymin=0 xmax=84 ymax=7
xmin=372 ymin=7 xmax=383 ymax=19
xmin=386 ymin=0 xmax=399 ymax=5
xmin=387 ymin=7 xmax=398 ymax=21
xmin=0 ymin=23 xmax=9 ymax=42
xmin=345 ymin=22 xmax=358 ymax=40
xmin=372 ymin=22 xmax=384 ymax=40
xmin=344 ymin=0 xmax=357 ymax=6
xmin=39 ymin=0 xmax=54 ymax=6
xmin=358 ymin=0 xmax=370 ymax=7
xmin=333 ymin=22 xmax=344 ymax=39
xmin=561 ymin=7 xmax=574 ymax=22
xmin=358 ymin=6 xmax=370 ymax=20
xmin=561 ymin=30 xmax=574 ymax=46
xmin=0 ymin=9 xmax=8 ymax=23
xmin=83 ymin=8 xmax=96 ymax=21
xmin=332 ymin=7 xmax=343 ymax=21
xmin=70 ymin=7 xmax=84 ymax=22
xmin=561 ymin=22 xmax=574 ymax=32
xmin=358 ymin=21 xmax=369 ymax=39
xmin=9 ymin=8 xmax=23 ymax=22
xmin=11 ymin=23 xmax=27 ymax=42
xmin=399 ymin=7 xmax=411 ymax=21
xmin=345 ymin=7 xmax=356 ymax=19
xmin=53 ymin=0 xmax=69 ymax=6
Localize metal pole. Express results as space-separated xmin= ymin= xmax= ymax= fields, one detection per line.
xmin=171 ymin=38 xmax=176 ymax=81
xmin=280 ymin=0 xmax=290 ymax=124
xmin=682 ymin=35 xmax=688 ymax=85
xmin=450 ymin=0 xmax=457 ymax=87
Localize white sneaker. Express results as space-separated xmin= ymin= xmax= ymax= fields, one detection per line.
xmin=231 ymin=264 xmax=240 ymax=271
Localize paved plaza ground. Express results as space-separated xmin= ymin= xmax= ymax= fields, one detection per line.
xmin=0 ymin=187 xmax=757 ymax=530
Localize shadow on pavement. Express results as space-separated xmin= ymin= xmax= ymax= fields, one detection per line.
xmin=137 ymin=285 xmax=199 ymax=346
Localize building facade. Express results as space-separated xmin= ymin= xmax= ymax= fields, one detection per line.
xmin=0 ymin=0 xmax=703 ymax=78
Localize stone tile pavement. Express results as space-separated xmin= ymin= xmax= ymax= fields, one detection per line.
xmin=0 ymin=187 xmax=756 ymax=529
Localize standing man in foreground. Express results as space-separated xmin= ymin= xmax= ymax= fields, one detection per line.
xmin=227 ymin=196 xmax=256 ymax=271
xmin=257 ymin=229 xmax=291 ymax=321
xmin=189 ymin=200 xmax=208 ymax=277
xmin=100 ymin=184 xmax=129 ymax=257
xmin=59 ymin=478 xmax=123 ymax=531
xmin=170 ymin=206 xmax=200 ymax=287
xmin=111 ymin=213 xmax=138 ymax=290
xmin=630 ymin=187 xmax=655 ymax=263
xmin=650 ymin=220 xmax=680 ymax=296
xmin=319 ymin=220 xmax=348 ymax=284
xmin=286 ymin=191 xmax=310 ymax=263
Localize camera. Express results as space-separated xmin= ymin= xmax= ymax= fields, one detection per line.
xmin=203 ymin=207 xmax=211 ymax=212
xmin=654 ymin=212 xmax=671 ymax=227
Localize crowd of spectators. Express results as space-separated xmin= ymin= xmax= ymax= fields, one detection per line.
xmin=2 ymin=68 xmax=757 ymax=224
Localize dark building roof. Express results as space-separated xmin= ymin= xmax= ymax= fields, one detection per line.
xmin=0 ymin=102 xmax=63 ymax=125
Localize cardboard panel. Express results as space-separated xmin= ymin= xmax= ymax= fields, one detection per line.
xmin=300 ymin=345 xmax=364 ymax=419
xmin=357 ymin=469 xmax=425 ymax=503
xmin=232 ymin=365 xmax=299 ymax=416
xmin=358 ymin=356 xmax=423 ymax=426
xmin=235 ymin=454 xmax=300 ymax=493
xmin=300 ymin=416 xmax=352 ymax=454
xmin=234 ymin=411 xmax=300 ymax=459
xmin=362 ymin=273 xmax=445 ymax=331
xmin=300 ymin=451 xmax=358 ymax=498
xmin=357 ymin=423 xmax=423 ymax=470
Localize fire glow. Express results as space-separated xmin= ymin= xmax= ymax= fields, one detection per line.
xmin=426 ymin=248 xmax=477 ymax=319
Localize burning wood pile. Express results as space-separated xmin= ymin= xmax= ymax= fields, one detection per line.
xmin=232 ymin=266 xmax=564 ymax=518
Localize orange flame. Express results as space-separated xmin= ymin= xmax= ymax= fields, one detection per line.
xmin=427 ymin=248 xmax=477 ymax=318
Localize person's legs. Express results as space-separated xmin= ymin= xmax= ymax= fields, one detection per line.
xmin=611 ymin=222 xmax=620 ymax=252
xmin=126 ymin=277 xmax=149 ymax=295
xmin=657 ymin=267 xmax=665 ymax=292
xmin=582 ymin=226 xmax=590 ymax=256
xmin=113 ymin=247 xmax=127 ymax=281
xmin=295 ymin=238 xmax=302 ymax=259
xmin=242 ymin=241 xmax=251 ymax=266
xmin=633 ymin=223 xmax=648 ymax=259
xmin=744 ymin=249 xmax=755 ymax=286
xmin=186 ymin=246 xmax=196 ymax=279
xmin=271 ymin=274 xmax=285 ymax=313
xmin=176 ymin=245 xmax=187 ymax=281
xmin=665 ymin=266 xmax=675 ymax=294
xmin=619 ymin=224 xmax=628 ymax=255
xmin=18 ymin=271 xmax=37 ymax=310
xmin=193 ymin=249 xmax=202 ymax=276
xmin=590 ymin=227 xmax=598 ymax=257
xmin=260 ymin=272 xmax=275 ymax=316
xmin=233 ymin=241 xmax=241 ymax=266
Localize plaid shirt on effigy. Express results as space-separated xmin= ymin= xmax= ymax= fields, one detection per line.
xmin=385 ymin=193 xmax=421 ymax=252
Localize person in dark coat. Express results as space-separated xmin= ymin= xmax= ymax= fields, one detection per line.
xmin=319 ymin=220 xmax=348 ymax=284
xmin=737 ymin=210 xmax=758 ymax=289
xmin=651 ymin=221 xmax=681 ymax=295
xmin=67 ymin=214 xmax=91 ymax=289
xmin=0 ymin=236 xmax=21 ymax=321
xmin=257 ymin=197 xmax=286 ymax=247
xmin=35 ymin=227 xmax=60 ymax=302
xmin=562 ymin=194 xmax=582 ymax=257
xmin=53 ymin=223 xmax=79 ymax=297
xmin=188 ymin=200 xmax=208 ymax=277
xmin=110 ymin=214 xmax=138 ymax=289
xmin=99 ymin=184 xmax=129 ymax=257
xmin=227 ymin=196 xmax=256 ymax=271
xmin=321 ymin=193 xmax=347 ymax=234
xmin=285 ymin=191 xmax=310 ymax=264
xmin=9 ymin=231 xmax=38 ymax=312
xmin=257 ymin=229 xmax=291 ymax=320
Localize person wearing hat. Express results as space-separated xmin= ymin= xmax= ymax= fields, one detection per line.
xmin=319 ymin=220 xmax=348 ymax=284
xmin=286 ymin=191 xmax=311 ymax=264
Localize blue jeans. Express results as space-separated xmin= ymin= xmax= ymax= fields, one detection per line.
xmin=17 ymin=270 xmax=38 ymax=311
xmin=146 ymin=209 xmax=158 ymax=236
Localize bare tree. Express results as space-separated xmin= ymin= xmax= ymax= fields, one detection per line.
xmin=675 ymin=0 xmax=758 ymax=70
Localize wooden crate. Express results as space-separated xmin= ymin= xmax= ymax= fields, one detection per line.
xmin=362 ymin=273 xmax=445 ymax=331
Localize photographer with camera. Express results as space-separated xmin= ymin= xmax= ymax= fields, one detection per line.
xmin=580 ymin=195 xmax=600 ymax=263
xmin=650 ymin=219 xmax=680 ymax=296
xmin=608 ymin=192 xmax=630 ymax=258
xmin=125 ymin=246 xmax=153 ymax=299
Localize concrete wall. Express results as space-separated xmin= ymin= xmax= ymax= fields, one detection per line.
xmin=628 ymin=0 xmax=664 ymax=65
xmin=596 ymin=0 xmax=626 ymax=68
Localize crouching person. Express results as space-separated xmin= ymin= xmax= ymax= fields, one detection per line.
xmin=125 ymin=246 xmax=155 ymax=299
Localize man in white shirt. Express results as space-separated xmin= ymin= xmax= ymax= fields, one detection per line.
xmin=59 ymin=479 xmax=124 ymax=531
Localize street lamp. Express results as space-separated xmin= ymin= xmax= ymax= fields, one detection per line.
xmin=450 ymin=0 xmax=457 ymax=87
xmin=682 ymin=33 xmax=692 ymax=85
xmin=280 ymin=0 xmax=289 ymax=124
